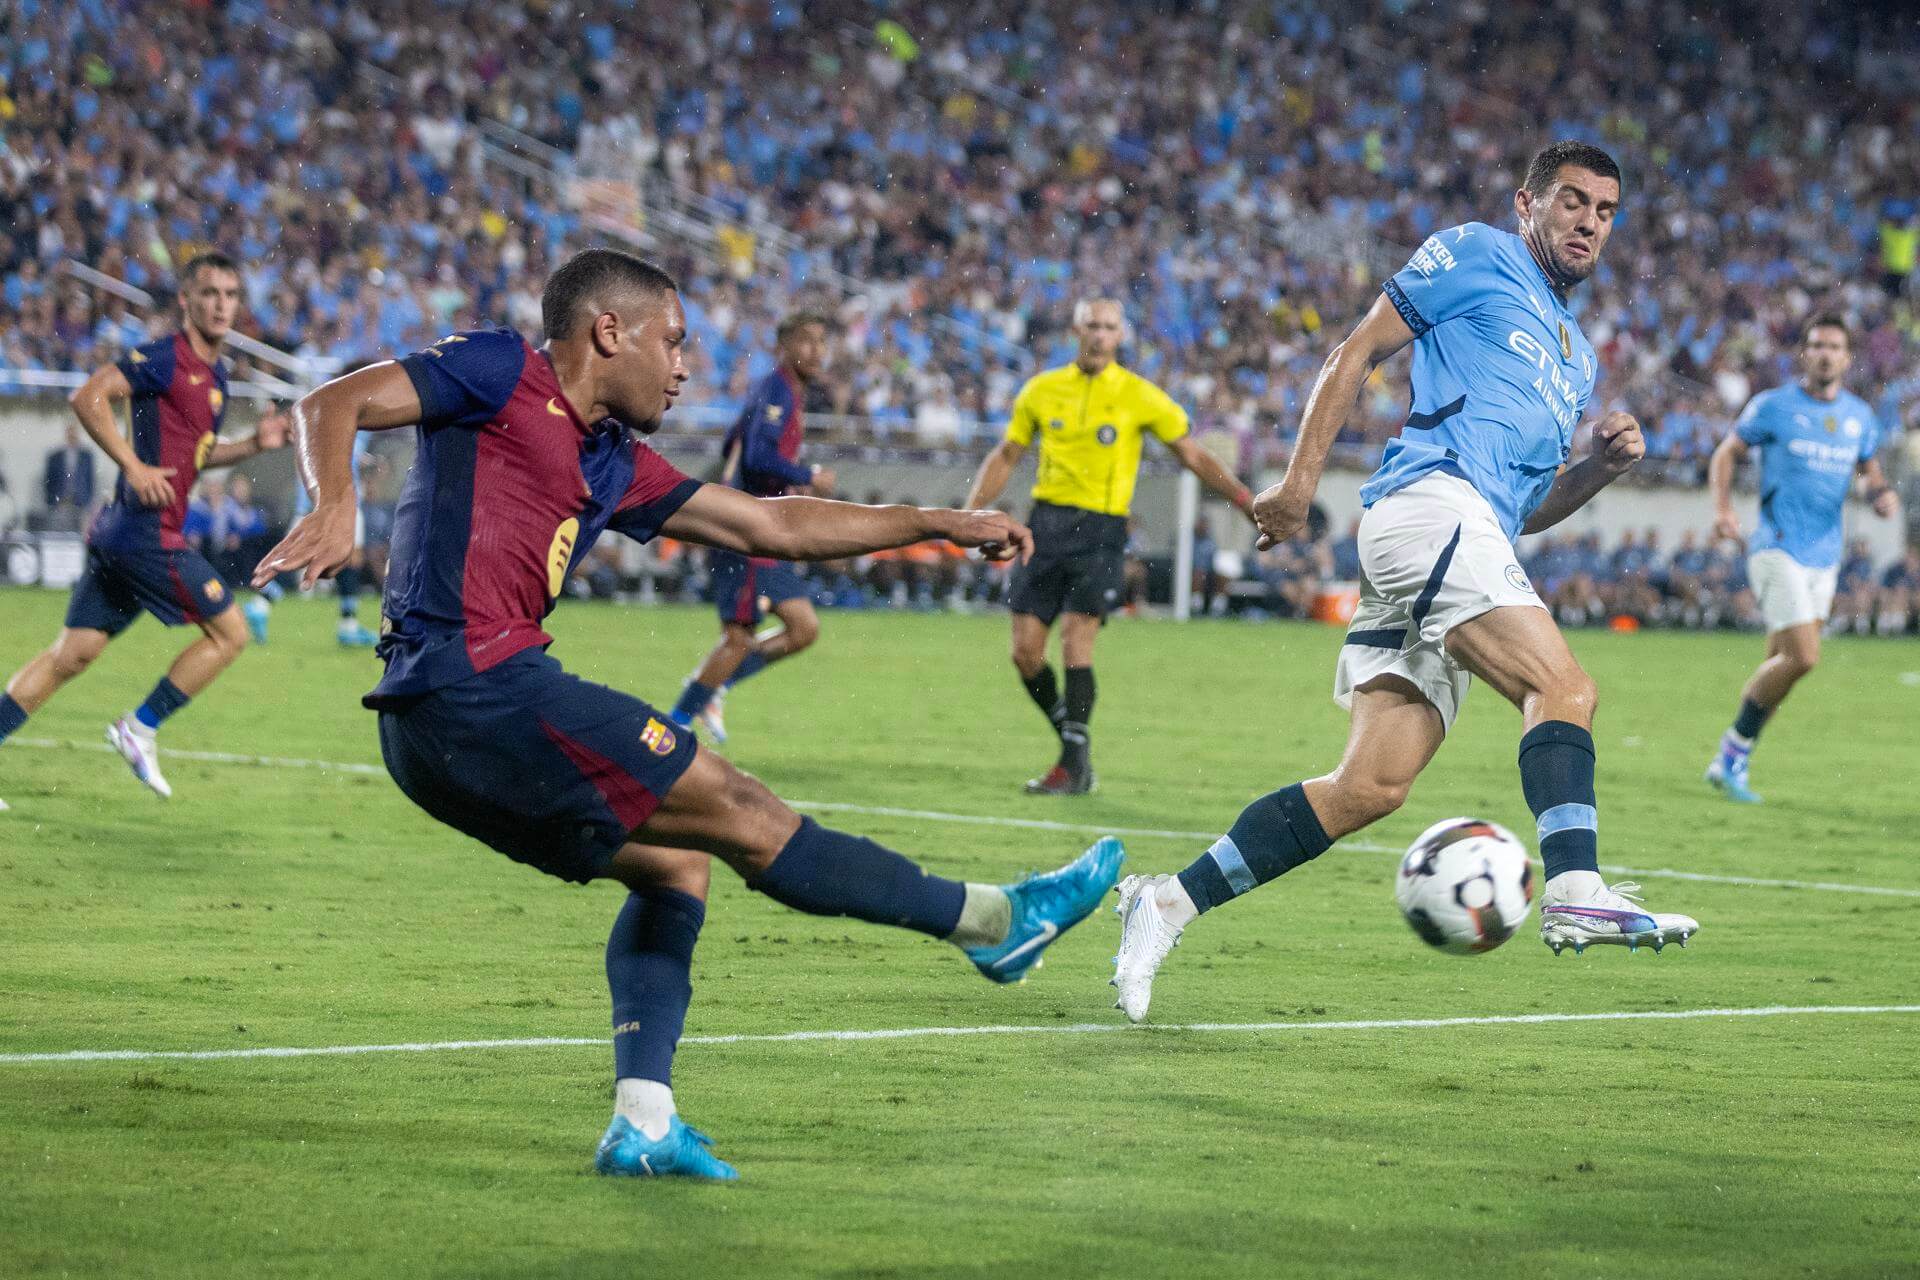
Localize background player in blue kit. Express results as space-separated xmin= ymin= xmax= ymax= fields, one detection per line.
xmin=1110 ymin=142 xmax=1700 ymax=1022
xmin=670 ymin=313 xmax=835 ymax=743
xmin=1705 ymin=316 xmax=1900 ymax=802
xmin=0 ymin=253 xmax=287 ymax=803
xmin=253 ymin=250 xmax=1123 ymax=1181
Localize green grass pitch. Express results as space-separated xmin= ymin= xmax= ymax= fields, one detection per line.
xmin=1 ymin=587 xmax=1916 ymax=1278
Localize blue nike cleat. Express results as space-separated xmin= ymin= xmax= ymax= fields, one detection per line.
xmin=337 ymin=620 xmax=379 ymax=648
xmin=242 ymin=596 xmax=271 ymax=645
xmin=966 ymin=836 xmax=1126 ymax=984
xmin=1705 ymin=753 xmax=1762 ymax=804
xmin=594 ymin=1115 xmax=739 ymax=1181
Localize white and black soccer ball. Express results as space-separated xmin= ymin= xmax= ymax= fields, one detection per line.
xmin=1394 ymin=817 xmax=1534 ymax=954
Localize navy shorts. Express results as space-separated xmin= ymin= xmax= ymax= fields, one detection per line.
xmin=709 ymin=550 xmax=810 ymax=627
xmin=66 ymin=541 xmax=235 ymax=636
xmin=376 ymin=649 xmax=699 ymax=884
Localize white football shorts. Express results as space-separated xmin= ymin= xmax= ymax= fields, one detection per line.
xmin=1747 ymin=548 xmax=1836 ymax=633
xmin=1334 ymin=471 xmax=1546 ymax=732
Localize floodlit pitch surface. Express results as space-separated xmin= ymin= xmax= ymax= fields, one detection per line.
xmin=2 ymin=589 xmax=1915 ymax=1278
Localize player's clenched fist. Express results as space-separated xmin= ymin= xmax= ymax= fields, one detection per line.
xmin=1252 ymin=481 xmax=1310 ymax=550
xmin=1594 ymin=410 xmax=1645 ymax=475
xmin=949 ymin=509 xmax=1034 ymax=563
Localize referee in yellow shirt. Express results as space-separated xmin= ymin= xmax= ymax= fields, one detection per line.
xmin=966 ymin=299 xmax=1254 ymax=795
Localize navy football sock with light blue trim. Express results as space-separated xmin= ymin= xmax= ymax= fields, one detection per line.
xmin=1176 ymin=783 xmax=1333 ymax=915
xmin=671 ymin=681 xmax=716 ymax=722
xmin=0 ymin=693 xmax=28 ymax=744
xmin=606 ymin=889 xmax=705 ymax=1085
xmin=1518 ymin=720 xmax=1599 ymax=881
xmin=134 ymin=678 xmax=190 ymax=731
xmin=751 ymin=817 xmax=965 ymax=937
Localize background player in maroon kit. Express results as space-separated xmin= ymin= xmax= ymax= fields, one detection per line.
xmin=670 ymin=311 xmax=835 ymax=742
xmin=253 ymin=249 xmax=1124 ymax=1181
xmin=0 ymin=253 xmax=287 ymax=802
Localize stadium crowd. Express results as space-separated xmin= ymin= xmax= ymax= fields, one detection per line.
xmin=3 ymin=0 xmax=1919 ymax=484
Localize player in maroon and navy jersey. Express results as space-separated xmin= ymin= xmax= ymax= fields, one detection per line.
xmin=0 ymin=253 xmax=288 ymax=804
xmin=669 ymin=311 xmax=836 ymax=743
xmin=253 ymin=249 xmax=1125 ymax=1181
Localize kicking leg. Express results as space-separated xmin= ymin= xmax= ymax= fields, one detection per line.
xmin=1708 ymin=621 xmax=1818 ymax=803
xmin=641 ymin=746 xmax=1121 ymax=983
xmin=1446 ymin=604 xmax=1696 ymax=953
xmin=1112 ymin=677 xmax=1444 ymax=1022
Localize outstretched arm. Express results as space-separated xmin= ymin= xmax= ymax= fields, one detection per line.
xmin=1521 ymin=411 xmax=1646 ymax=535
xmin=1253 ymin=294 xmax=1415 ymax=549
xmin=252 ymin=362 xmax=423 ymax=586
xmin=1164 ymin=434 xmax=1254 ymax=524
xmin=205 ymin=408 xmax=291 ymax=468
xmin=963 ymin=438 xmax=1027 ymax=510
xmin=662 ymin=484 xmax=1033 ymax=564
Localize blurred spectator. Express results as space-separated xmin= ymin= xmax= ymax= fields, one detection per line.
xmin=1878 ymin=546 xmax=1920 ymax=635
xmin=41 ymin=424 xmax=94 ymax=530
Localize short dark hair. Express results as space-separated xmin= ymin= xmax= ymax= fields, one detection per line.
xmin=1523 ymin=140 xmax=1622 ymax=197
xmin=776 ymin=311 xmax=831 ymax=343
xmin=1801 ymin=312 xmax=1851 ymax=349
xmin=541 ymin=248 xmax=677 ymax=341
xmin=179 ymin=252 xmax=241 ymax=287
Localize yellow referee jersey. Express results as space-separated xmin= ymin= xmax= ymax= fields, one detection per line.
xmin=1004 ymin=362 xmax=1189 ymax=517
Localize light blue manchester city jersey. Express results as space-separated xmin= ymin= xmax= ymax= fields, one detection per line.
xmin=1361 ymin=222 xmax=1599 ymax=540
xmin=1735 ymin=383 xmax=1879 ymax=570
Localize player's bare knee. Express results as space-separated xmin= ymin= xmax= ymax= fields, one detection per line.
xmin=1324 ymin=769 xmax=1409 ymax=827
xmin=783 ymin=614 xmax=819 ymax=652
xmin=50 ymin=631 xmax=106 ymax=681
xmin=717 ymin=765 xmax=799 ymax=876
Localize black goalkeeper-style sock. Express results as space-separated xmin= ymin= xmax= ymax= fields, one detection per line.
xmin=1021 ymin=664 xmax=1065 ymax=736
xmin=1061 ymin=666 xmax=1095 ymax=770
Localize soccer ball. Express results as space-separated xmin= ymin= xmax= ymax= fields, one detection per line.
xmin=1394 ymin=817 xmax=1534 ymax=954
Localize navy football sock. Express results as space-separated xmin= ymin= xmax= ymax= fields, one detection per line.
xmin=1020 ymin=665 xmax=1065 ymax=734
xmin=726 ymin=651 xmax=768 ymax=687
xmin=671 ymin=681 xmax=716 ymax=722
xmin=1518 ymin=720 xmax=1599 ymax=881
xmin=1731 ymin=697 xmax=1772 ymax=744
xmin=335 ymin=566 xmax=362 ymax=618
xmin=606 ymin=889 xmax=705 ymax=1085
xmin=133 ymin=678 xmax=190 ymax=732
xmin=0 ymin=693 xmax=27 ymax=744
xmin=1177 ymin=783 xmax=1332 ymax=915
xmin=751 ymin=817 xmax=965 ymax=937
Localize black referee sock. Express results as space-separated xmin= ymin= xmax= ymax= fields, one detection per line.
xmin=1021 ymin=664 xmax=1066 ymax=737
xmin=1062 ymin=666 xmax=1095 ymax=771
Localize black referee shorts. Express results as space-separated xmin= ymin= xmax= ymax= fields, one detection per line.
xmin=1007 ymin=501 xmax=1129 ymax=624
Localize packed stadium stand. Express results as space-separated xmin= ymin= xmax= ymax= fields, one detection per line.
xmin=2 ymin=0 xmax=1916 ymax=616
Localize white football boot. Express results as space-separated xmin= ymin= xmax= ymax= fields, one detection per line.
xmin=1111 ymin=874 xmax=1186 ymax=1023
xmin=1540 ymin=876 xmax=1697 ymax=955
xmin=107 ymin=717 xmax=172 ymax=799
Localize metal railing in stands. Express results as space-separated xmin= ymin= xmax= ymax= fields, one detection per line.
xmin=58 ymin=261 xmax=319 ymax=394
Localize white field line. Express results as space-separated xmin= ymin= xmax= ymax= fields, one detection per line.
xmin=10 ymin=737 xmax=1920 ymax=900
xmin=3 ymin=1004 xmax=1917 ymax=1066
